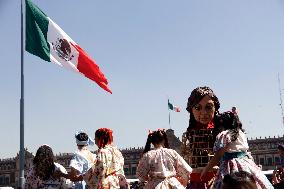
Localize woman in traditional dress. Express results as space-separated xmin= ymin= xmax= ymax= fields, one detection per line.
xmin=181 ymin=86 xmax=222 ymax=189
xmin=26 ymin=145 xmax=73 ymax=189
xmin=68 ymin=131 xmax=96 ymax=189
xmin=200 ymin=111 xmax=274 ymax=189
xmin=136 ymin=129 xmax=192 ymax=189
xmin=86 ymin=128 xmax=127 ymax=189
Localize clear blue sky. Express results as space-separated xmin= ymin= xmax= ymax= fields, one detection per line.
xmin=1 ymin=0 xmax=284 ymax=158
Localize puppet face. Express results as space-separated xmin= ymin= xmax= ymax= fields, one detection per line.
xmin=191 ymin=95 xmax=215 ymax=125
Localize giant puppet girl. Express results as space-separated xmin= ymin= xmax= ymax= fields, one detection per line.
xmin=181 ymin=86 xmax=222 ymax=189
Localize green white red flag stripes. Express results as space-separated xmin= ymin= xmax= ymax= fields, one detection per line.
xmin=25 ymin=0 xmax=112 ymax=93
xmin=168 ymin=100 xmax=181 ymax=112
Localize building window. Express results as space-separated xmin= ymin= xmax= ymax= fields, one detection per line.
xmin=259 ymin=158 xmax=264 ymax=165
xmin=124 ymin=168 xmax=129 ymax=175
xmin=252 ymin=155 xmax=256 ymax=161
xmin=267 ymin=157 xmax=272 ymax=166
xmin=131 ymin=167 xmax=137 ymax=175
xmin=275 ymin=157 xmax=280 ymax=164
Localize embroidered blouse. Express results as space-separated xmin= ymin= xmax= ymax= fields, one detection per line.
xmin=26 ymin=162 xmax=73 ymax=189
xmin=86 ymin=145 xmax=125 ymax=189
xmin=137 ymin=147 xmax=192 ymax=189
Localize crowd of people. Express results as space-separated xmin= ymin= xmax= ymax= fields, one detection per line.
xmin=24 ymin=86 xmax=281 ymax=189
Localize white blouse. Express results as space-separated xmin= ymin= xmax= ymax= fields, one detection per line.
xmin=214 ymin=130 xmax=249 ymax=153
xmin=137 ymin=147 xmax=192 ymax=189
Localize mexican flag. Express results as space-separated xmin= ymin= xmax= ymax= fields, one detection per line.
xmin=168 ymin=100 xmax=181 ymax=112
xmin=25 ymin=0 xmax=112 ymax=94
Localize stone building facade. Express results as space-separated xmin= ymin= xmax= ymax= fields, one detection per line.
xmin=0 ymin=149 xmax=33 ymax=188
xmin=1 ymin=131 xmax=283 ymax=188
xmin=121 ymin=147 xmax=143 ymax=179
xmin=0 ymin=157 xmax=16 ymax=187
xmin=248 ymin=135 xmax=284 ymax=170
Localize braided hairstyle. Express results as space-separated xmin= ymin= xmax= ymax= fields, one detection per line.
xmin=218 ymin=111 xmax=244 ymax=141
xmin=186 ymin=86 xmax=221 ymax=138
xmin=95 ymin=128 xmax=113 ymax=149
xmin=143 ymin=129 xmax=169 ymax=154
xmin=33 ymin=145 xmax=56 ymax=181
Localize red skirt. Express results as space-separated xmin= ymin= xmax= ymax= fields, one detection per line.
xmin=190 ymin=172 xmax=215 ymax=182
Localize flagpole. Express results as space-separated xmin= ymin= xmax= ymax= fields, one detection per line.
xmin=169 ymin=110 xmax=171 ymax=129
xmin=19 ymin=0 xmax=25 ymax=188
xmin=168 ymin=99 xmax=171 ymax=129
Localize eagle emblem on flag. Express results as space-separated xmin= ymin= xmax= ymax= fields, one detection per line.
xmin=52 ymin=38 xmax=74 ymax=61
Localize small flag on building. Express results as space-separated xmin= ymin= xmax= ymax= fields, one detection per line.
xmin=25 ymin=0 xmax=112 ymax=93
xmin=168 ymin=100 xmax=181 ymax=112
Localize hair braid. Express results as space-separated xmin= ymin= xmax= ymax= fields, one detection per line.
xmin=143 ymin=129 xmax=169 ymax=154
xmin=162 ymin=130 xmax=169 ymax=148
xmin=143 ymin=134 xmax=153 ymax=154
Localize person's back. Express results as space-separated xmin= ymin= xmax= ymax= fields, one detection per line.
xmin=145 ymin=148 xmax=178 ymax=175
xmin=137 ymin=129 xmax=192 ymax=189
xmin=97 ymin=144 xmax=125 ymax=176
xmin=87 ymin=128 xmax=127 ymax=189
xmin=26 ymin=145 xmax=73 ymax=189
xmin=138 ymin=147 xmax=191 ymax=185
xmin=70 ymin=131 xmax=96 ymax=189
